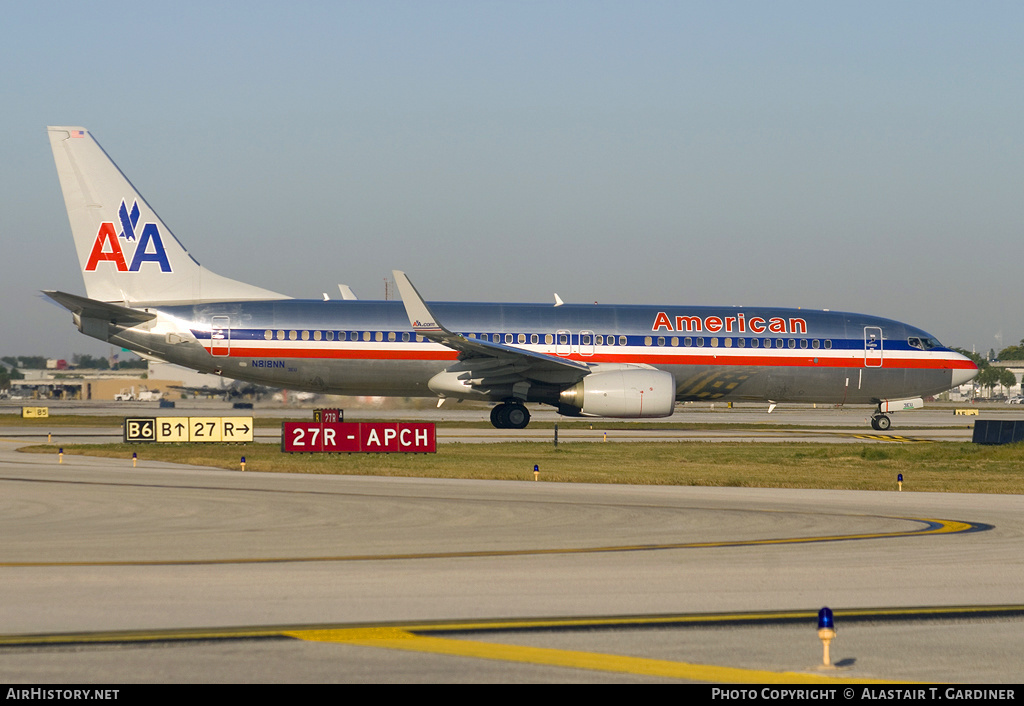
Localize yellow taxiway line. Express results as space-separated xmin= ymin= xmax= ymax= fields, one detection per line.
xmin=0 ymin=516 xmax=986 ymax=568
xmin=5 ymin=606 xmax=1022 ymax=682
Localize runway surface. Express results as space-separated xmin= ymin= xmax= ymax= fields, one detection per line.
xmin=0 ymin=399 xmax=999 ymax=446
xmin=1 ymin=436 xmax=1022 ymax=683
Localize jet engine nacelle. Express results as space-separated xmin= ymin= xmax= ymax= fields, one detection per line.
xmin=558 ymin=368 xmax=676 ymax=418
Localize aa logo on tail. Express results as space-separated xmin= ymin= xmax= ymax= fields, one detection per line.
xmin=84 ymin=199 xmax=173 ymax=272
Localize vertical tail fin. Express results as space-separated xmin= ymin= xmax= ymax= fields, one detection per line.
xmin=47 ymin=126 xmax=288 ymax=304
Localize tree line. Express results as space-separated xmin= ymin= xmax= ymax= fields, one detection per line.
xmin=952 ymin=346 xmax=1018 ymax=396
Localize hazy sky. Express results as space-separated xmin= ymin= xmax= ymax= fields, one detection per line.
xmin=2 ymin=1 xmax=1022 ymax=358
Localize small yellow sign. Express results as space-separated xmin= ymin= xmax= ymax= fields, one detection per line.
xmin=156 ymin=417 xmax=190 ymax=442
xmin=124 ymin=416 xmax=255 ymax=443
xmin=189 ymin=417 xmax=223 ymax=442
xmin=21 ymin=407 xmax=49 ymax=419
xmin=221 ymin=417 xmax=254 ymax=443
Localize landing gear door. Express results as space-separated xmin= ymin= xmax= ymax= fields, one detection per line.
xmin=864 ymin=326 xmax=882 ymax=368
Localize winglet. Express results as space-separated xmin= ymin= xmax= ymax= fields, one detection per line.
xmin=393 ymin=270 xmax=446 ymax=334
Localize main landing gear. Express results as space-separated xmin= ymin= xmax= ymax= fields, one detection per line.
xmin=870 ymin=412 xmax=891 ymax=431
xmin=490 ymin=402 xmax=531 ymax=429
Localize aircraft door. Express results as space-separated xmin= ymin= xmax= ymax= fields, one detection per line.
xmin=864 ymin=326 xmax=882 ymax=367
xmin=579 ymin=330 xmax=595 ymax=357
xmin=555 ymin=329 xmax=571 ymax=357
xmin=211 ymin=316 xmax=231 ymax=357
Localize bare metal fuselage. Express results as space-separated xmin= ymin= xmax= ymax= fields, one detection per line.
xmin=88 ymin=298 xmax=970 ymax=408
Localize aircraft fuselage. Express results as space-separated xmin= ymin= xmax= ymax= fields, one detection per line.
xmin=104 ymin=298 xmax=973 ymax=408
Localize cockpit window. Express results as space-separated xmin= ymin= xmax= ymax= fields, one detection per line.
xmin=908 ymin=336 xmax=940 ymax=350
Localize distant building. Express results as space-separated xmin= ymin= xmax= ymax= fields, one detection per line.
xmin=6 ymin=364 xmax=182 ymax=401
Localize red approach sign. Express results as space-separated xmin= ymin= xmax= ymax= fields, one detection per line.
xmin=281 ymin=422 xmax=436 ymax=454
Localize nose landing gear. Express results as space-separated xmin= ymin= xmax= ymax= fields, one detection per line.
xmin=870 ymin=413 xmax=891 ymax=431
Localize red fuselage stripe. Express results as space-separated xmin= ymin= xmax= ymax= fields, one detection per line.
xmin=210 ymin=346 xmax=974 ymax=370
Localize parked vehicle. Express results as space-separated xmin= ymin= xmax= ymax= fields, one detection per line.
xmin=114 ymin=386 xmax=162 ymax=401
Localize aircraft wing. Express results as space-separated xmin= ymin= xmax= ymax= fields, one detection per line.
xmin=393 ymin=271 xmax=590 ymax=385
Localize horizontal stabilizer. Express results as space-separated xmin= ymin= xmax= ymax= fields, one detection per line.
xmin=43 ymin=290 xmax=156 ymax=326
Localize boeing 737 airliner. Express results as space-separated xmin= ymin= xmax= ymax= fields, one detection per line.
xmin=44 ymin=127 xmax=977 ymax=430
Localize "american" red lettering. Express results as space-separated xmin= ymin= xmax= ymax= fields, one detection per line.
xmin=652 ymin=312 xmax=807 ymax=335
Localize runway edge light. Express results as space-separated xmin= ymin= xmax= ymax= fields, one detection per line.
xmin=534 ymin=464 xmax=539 ymax=481
xmin=817 ymin=607 xmax=836 ymax=668
xmin=898 ymin=473 xmax=903 ymax=492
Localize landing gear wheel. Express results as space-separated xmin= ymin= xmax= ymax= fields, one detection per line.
xmin=504 ymin=404 xmax=530 ymax=429
xmin=490 ymin=403 xmax=531 ymax=429
xmin=871 ymin=415 xmax=891 ymax=431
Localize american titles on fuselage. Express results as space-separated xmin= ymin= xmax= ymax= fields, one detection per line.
xmin=652 ymin=312 xmax=807 ymax=335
